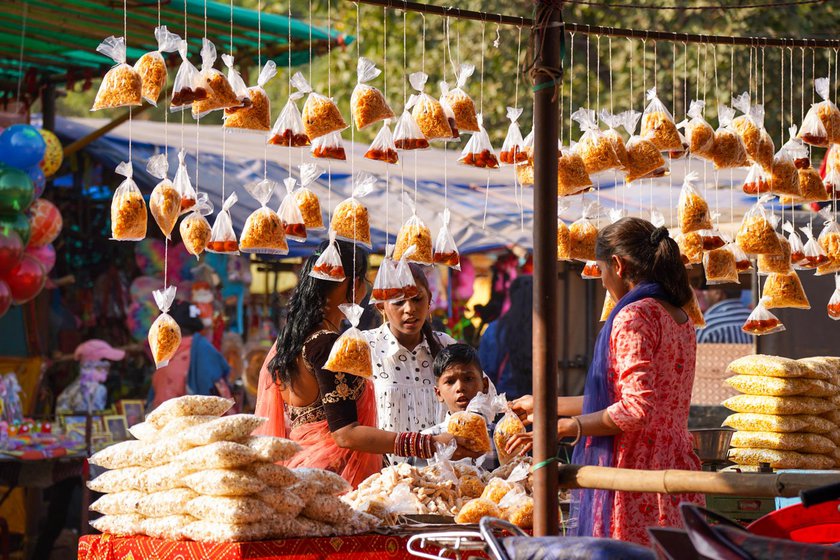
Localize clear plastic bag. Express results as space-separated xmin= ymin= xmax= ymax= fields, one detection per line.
xmin=134 ymin=26 xmax=180 ymax=106
xmin=331 ymin=173 xmax=375 ymax=248
xmin=676 ymin=231 xmax=704 ymax=266
xmin=433 ymin=208 xmax=460 ymax=269
xmin=393 ymin=109 xmax=430 ymax=151
xmin=763 ymin=271 xmax=810 ymax=309
xmin=458 ymin=114 xmax=499 ymax=169
xmin=409 ymin=72 xmax=453 ymax=140
xmin=179 ymin=193 xmax=213 ymax=257
xmin=110 ymin=161 xmax=147 ymax=241
xmin=394 ymin=197 xmax=433 ymax=264
xmin=312 ymin=131 xmax=347 ymax=161
xmin=743 ymin=163 xmax=771 ymax=195
xmin=731 ymin=242 xmax=753 ymax=273
xmin=370 ymin=249 xmax=402 ymax=303
xmin=500 ymin=107 xmax=527 ymax=165
xmin=170 ymin=39 xmax=209 ymax=111
xmin=149 ymin=286 xmax=182 ymax=368
xmin=440 ymin=63 xmax=479 ymax=133
xmin=710 ymin=104 xmax=750 ymax=169
xmin=293 ymin=71 xmax=348 ymax=140
xmin=782 ymin=222 xmax=807 ymax=267
xmin=222 ymin=53 xmax=249 ymax=104
xmin=704 ymin=246 xmax=739 ymax=285
xmin=207 ymin=192 xmax=239 ymax=254
xmin=599 ymin=110 xmax=630 ymax=169
xmin=493 ymin=396 xmax=526 ymax=466
xmin=731 ymin=94 xmax=775 ymax=170
xmin=742 ymin=297 xmax=785 ymax=336
xmin=395 ymin=246 xmax=420 ymax=299
xmin=557 ymin=143 xmax=593 ymax=195
xmin=793 ymin=166 xmax=829 ymax=203
xmin=279 ymin=178 xmax=307 ymax=242
xmin=622 ymin=110 xmax=666 ymax=182
xmin=295 ymin=163 xmax=324 ymax=229
xmin=667 ymin=131 xmax=689 ymax=160
xmin=798 ymin=224 xmax=830 ymax=269
xmin=641 ymin=87 xmax=682 ymax=151
xmin=581 ymin=260 xmax=601 ymax=280
xmin=769 ymin=126 xmax=804 ymax=197
xmin=268 ymin=92 xmax=310 ymax=147
xmin=699 ymin=222 xmax=727 ymax=251
xmin=678 ymin=100 xmax=715 ymax=158
xmin=364 ymin=122 xmax=399 ymax=164
xmin=817 ymin=216 xmax=840 ymax=275
xmin=223 ymin=61 xmax=276 ymax=132
xmin=798 ymin=77 xmax=840 ymax=147
xmin=448 ymin=393 xmax=493 ymax=454
xmin=557 ymin=219 xmax=571 ymax=261
xmin=736 ymin=195 xmax=783 ymax=255
xmin=173 ymin=150 xmax=197 ymax=213
xmin=569 ymin=203 xmax=599 ymax=261
xmin=677 ymin=171 xmax=712 ymax=233
xmin=92 ymin=36 xmax=143 ymax=111
xmin=239 ymin=178 xmax=288 ymax=255
xmin=572 ymin=108 xmax=621 ymax=174
xmin=757 ymin=234 xmax=791 ymax=275
xmin=310 ymin=230 xmax=346 ymax=282
xmin=324 ymin=303 xmax=372 ymax=378
xmin=350 ymin=57 xmax=394 ymax=130
xmin=147 ymin=154 xmax=180 ymax=239
xmin=828 ymin=275 xmax=840 ymax=320
xmin=192 ymin=39 xmax=242 ymax=118
xmin=824 ymin=164 xmax=840 ymax=198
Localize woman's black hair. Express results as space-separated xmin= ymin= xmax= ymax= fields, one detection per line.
xmin=267 ymin=239 xmax=369 ymax=387
xmin=496 ymin=275 xmax=533 ymax=395
xmin=407 ymin=263 xmax=444 ymax=359
xmin=595 ymin=217 xmax=693 ymax=307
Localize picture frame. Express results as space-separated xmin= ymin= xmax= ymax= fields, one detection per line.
xmin=104 ymin=415 xmax=129 ymax=442
xmin=117 ymin=400 xmax=146 ymax=428
xmin=60 ymin=415 xmax=87 ymax=442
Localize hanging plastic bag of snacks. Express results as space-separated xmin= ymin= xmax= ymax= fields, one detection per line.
xmin=783 ymin=222 xmax=807 ymax=267
xmin=364 ymin=122 xmax=399 ymax=164
xmin=571 ymin=108 xmax=621 ymax=175
xmin=350 ymin=57 xmax=394 ymax=131
xmin=793 ymin=166 xmax=829 ymax=203
xmin=798 ymin=224 xmax=830 ymax=269
xmin=622 ymin=110 xmax=665 ymax=183
xmin=757 ymin=234 xmax=790 ymax=275
xmin=699 ymin=226 xmax=727 ymax=251
xmin=500 ymin=107 xmax=527 ymax=165
xmin=409 ymin=72 xmax=453 ymax=141
xmin=395 ymin=246 xmax=420 ymax=299
xmin=170 ymin=39 xmax=209 ymax=111
xmin=569 ymin=203 xmax=599 ymax=261
xmin=736 ymin=195 xmax=783 ymax=255
xmin=149 ymin=286 xmax=182 ymax=368
xmin=743 ymin=164 xmax=771 ymax=195
xmin=295 ymin=163 xmax=325 ymax=230
xmin=667 ymin=131 xmax=689 ymax=160
xmin=731 ymin=94 xmax=775 ymax=170
xmin=147 ymin=154 xmax=180 ymax=239
xmin=640 ymin=87 xmax=682 ymax=152
xmin=239 ymin=179 xmax=288 ymax=255
xmin=493 ymin=395 xmax=526 ymax=466
xmin=312 ymin=131 xmax=347 ymax=161
xmin=433 ymin=208 xmax=460 ymax=269
xmin=179 ymin=193 xmax=213 ymax=257
xmin=557 ymin=143 xmax=592 ymax=196
xmin=393 ymin=109 xmax=430 ymax=151
xmin=438 ymin=83 xmax=460 ymax=139
xmin=110 ymin=161 xmax=147 ymax=241
xmin=440 ymin=63 xmax=479 ymax=133
xmin=557 ymin=218 xmax=571 ymax=261
xmin=370 ymin=249 xmax=402 ymax=303
xmin=173 ymin=150 xmax=197 ymax=213
xmin=394 ymin=196 xmax=433 ymax=264
xmin=310 ymin=231 xmax=346 ymax=282
xmin=704 ymin=246 xmax=739 ymax=285
xmin=293 ymin=71 xmax=348 ymax=140
xmin=323 ymin=304 xmax=372 ymax=378
xmin=817 ymin=214 xmax=840 ymax=275
xmin=824 ymin=164 xmax=840 ymax=198
xmin=769 ymin=127 xmax=804 ymax=197
xmin=710 ymin=105 xmax=750 ymax=169
xmin=224 ymin=61 xmax=276 ymax=132
xmin=278 ymin=178 xmax=307 ymax=242
xmin=331 ymin=173 xmax=376 ymax=248
xmin=458 ymin=114 xmax=499 ymax=169
xmin=684 ymin=292 xmax=706 ymax=329
xmin=731 ymin=242 xmax=752 ymax=273
xmin=134 ymin=26 xmax=180 ymax=106
xmin=798 ymin=77 xmax=840 ymax=147
xmin=676 ymin=231 xmax=704 ymax=266
xmin=599 ymin=110 xmax=630 ymax=169
xmin=207 ymin=192 xmax=239 ymax=254
xmin=92 ymin=36 xmax=143 ymax=111
xmin=763 ymin=271 xmax=811 ymax=309
xmin=678 ymin=100 xmax=715 ymax=159
xmin=192 ymin=39 xmax=242 ymax=118
xmin=742 ymin=297 xmax=785 ymax=336
xmin=268 ymin=91 xmax=310 ymax=147
xmin=828 ymin=275 xmax=840 ymax=320
xmin=581 ymin=261 xmax=601 ymax=280
xmin=677 ymin=172 xmax=712 ymax=233
xmin=222 ymin=53 xmax=249 ymax=104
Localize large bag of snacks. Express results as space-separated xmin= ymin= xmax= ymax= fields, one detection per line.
xmin=677 ymin=100 xmax=715 ymax=159
xmin=829 ymin=275 xmax=840 ymax=320
xmin=703 ymin=246 xmax=739 ymax=285
xmin=207 ymin=192 xmax=239 ymax=254
xmin=181 ymin=414 xmax=266 ymax=446
xmin=294 ymin=164 xmax=324 ymax=229
xmin=677 ymin=171 xmax=712 ymax=233
xmin=641 ymin=87 xmax=682 ymax=151
xmin=223 ymin=61 xmax=276 ymax=132
xmin=239 ymin=179 xmax=288 ymax=255
xmin=447 ymin=392 xmax=493 ymax=454
xmin=727 ymin=354 xmax=803 ymax=378
xmin=294 ymin=71 xmax=348 ymax=140
xmin=728 ymin=448 xmax=820 ymax=469
xmin=350 ymin=57 xmax=394 ymax=130
xmin=599 ymin=110 xmax=630 ymax=169
xmin=179 ymin=193 xmax=213 ymax=257
xmin=763 ymin=271 xmax=810 ymax=310
xmin=247 ymin=462 xmax=297 ymax=487
xmin=183 ymin=469 xmax=266 ymax=497
xmin=135 ymin=488 xmax=198 ymax=517
xmin=557 ymin=142 xmax=593 ymax=196
xmin=147 ymin=154 xmax=181 ymax=239
xmin=92 ymin=36 xmax=143 ymax=111
xmin=323 ymin=304 xmax=372 ymax=378
xmin=90 ymin=514 xmax=145 ymax=537
xmin=769 ymin=127 xmax=803 ymax=197
xmin=741 ymin=298 xmax=784 ymax=336
xmin=723 ymin=413 xmax=810 ymax=433
xmin=409 ymin=72 xmax=454 ymax=140
xmin=134 ymin=26 xmax=180 ymax=106
xmin=500 ymin=107 xmax=528 ymax=165
xmin=140 ymin=515 xmax=195 ymax=540
xmin=736 ymin=195 xmax=782 ymax=255
xmin=331 ymin=173 xmax=375 ymax=248
xmin=170 ymin=39 xmax=209 ymax=111
xmin=278 ymin=178 xmax=307 ymax=242
xmin=310 ymin=231 xmax=346 ymax=282
xmin=710 ymin=104 xmax=749 ymax=169
xmin=724 ymin=375 xmax=829 ymax=397
xmin=175 ymin=441 xmax=259 ymax=469
xmin=312 ymin=131 xmax=347 ymax=161
xmin=87 ymin=466 xmax=145 ymax=493
xmin=260 ymin=487 xmax=305 ymax=516
xmin=433 ymin=208 xmax=461 ymax=269
xmin=722 ymin=394 xmax=833 ymax=415
xmin=146 ymin=395 xmax=233 ymax=428
xmin=569 ymin=203 xmax=599 ymax=261
xmin=187 ymin=495 xmax=275 ymax=524
xmin=481 ymin=477 xmax=517 ymax=504
xmin=268 ymin=91 xmax=310 ymax=147
xmin=458 ymin=115 xmax=500 ymax=169
xmin=622 ymin=110 xmax=666 ymax=182
xmin=571 ymin=108 xmax=621 ymax=174
xmin=148 ymin=286 xmax=181 ymax=368
xmin=441 ymin=63 xmax=479 ymax=133
xmin=757 ymin=233 xmax=791 ymax=275
xmin=192 ymin=39 xmax=242 ymax=118
xmin=798 ymin=77 xmax=840 ymax=147
xmin=89 ymin=440 xmax=147 ymax=469
xmin=244 ymin=435 xmax=301 ymax=462
xmin=364 ymin=122 xmax=399 ymax=164
xmin=731 ymin=93 xmax=775 ymax=170
xmin=173 ymin=150 xmax=197 ymax=213
xmin=393 ymin=108 xmax=430 ymax=151
xmin=110 ymin=161 xmax=147 ymax=241
xmin=742 ymin=164 xmax=771 ymax=195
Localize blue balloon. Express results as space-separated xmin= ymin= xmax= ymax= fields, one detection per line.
xmin=0 ymin=125 xmax=46 ymax=169
xmin=27 ymin=166 xmax=46 ymax=199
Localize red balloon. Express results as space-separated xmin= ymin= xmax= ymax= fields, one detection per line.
xmin=5 ymin=254 xmax=45 ymax=304
xmin=25 ymin=243 xmax=56 ymax=274
xmin=0 ymin=280 xmax=10 ymax=318
xmin=0 ymin=229 xmax=23 ymax=275
xmin=27 ymin=198 xmax=62 ymax=248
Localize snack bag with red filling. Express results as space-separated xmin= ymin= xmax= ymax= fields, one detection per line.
xmin=743 ymin=163 xmax=771 ymax=195
xmin=207 ymin=192 xmax=239 ymax=254
xmin=92 ymin=36 xmax=143 ymax=111
xmin=323 ymin=304 xmax=372 ymax=378
xmin=782 ymin=221 xmax=806 ymax=268
xmin=369 ymin=246 xmax=402 ymax=304
xmin=731 ymin=242 xmax=753 ymax=273
xmin=828 ymin=275 xmax=840 ymax=321
xmin=134 ymin=26 xmax=181 ymax=106
xmin=395 ymin=246 xmax=420 ymax=300
xmin=278 ymin=178 xmax=307 ymax=242
xmin=170 ymin=39 xmax=209 ymax=112
xmin=364 ymin=121 xmax=399 ymax=165
xmin=173 ymin=150 xmax=197 ymax=213
xmin=433 ymin=208 xmax=460 ymax=269
xmin=458 ymin=114 xmax=499 ymax=169
xmin=310 ymin=230 xmax=346 ymax=282
xmin=393 ymin=108 xmax=429 ymax=151
xmin=742 ymin=297 xmax=785 ymax=336
xmin=268 ymin=91 xmax=310 ymax=147
xmin=311 ymin=131 xmax=347 ymax=161
xmin=500 ymin=107 xmax=527 ymax=166
xmin=798 ymin=224 xmax=829 ymax=270
xmin=798 ymin=77 xmax=840 ymax=147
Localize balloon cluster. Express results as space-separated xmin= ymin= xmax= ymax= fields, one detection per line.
xmin=0 ymin=124 xmax=64 ymax=318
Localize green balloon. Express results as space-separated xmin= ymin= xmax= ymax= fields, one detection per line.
xmin=0 ymin=166 xmax=34 ymax=213
xmin=0 ymin=212 xmax=31 ymax=247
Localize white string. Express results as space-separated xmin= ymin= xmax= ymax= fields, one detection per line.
xmin=14 ymin=3 xmax=27 ymax=108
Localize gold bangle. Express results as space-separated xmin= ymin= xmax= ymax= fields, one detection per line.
xmin=569 ymin=416 xmax=583 ymax=446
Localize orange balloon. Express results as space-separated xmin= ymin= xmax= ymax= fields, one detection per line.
xmin=28 ymin=198 xmax=62 ymax=248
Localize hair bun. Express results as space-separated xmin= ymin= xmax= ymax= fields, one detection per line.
xmin=650 ymin=226 xmax=669 ymax=246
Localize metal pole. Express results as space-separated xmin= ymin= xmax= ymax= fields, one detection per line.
xmin=531 ymin=0 xmax=562 ymax=537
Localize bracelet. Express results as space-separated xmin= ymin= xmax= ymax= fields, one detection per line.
xmin=569 ymin=416 xmax=583 ymax=446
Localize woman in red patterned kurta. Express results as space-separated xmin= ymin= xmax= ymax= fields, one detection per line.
xmin=508 ymin=217 xmax=703 ymax=546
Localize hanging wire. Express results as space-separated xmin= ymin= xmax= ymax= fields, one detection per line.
xmin=126 ymin=0 xmax=132 ymax=164
xmin=516 ymin=24 xmax=524 ymax=230
xmin=288 ymin=1 xmax=294 ymax=177
xmin=585 ymin=33 xmax=590 ymax=109
xmin=384 ymin=7 xmax=391 ymax=246
xmin=14 ymin=3 xmax=28 ymax=109
xmin=480 ymin=17 xmax=490 ymax=228
xmin=569 ymin=32 xmax=576 ymax=144
xmin=327 ymin=0 xmax=333 ymax=222
xmin=608 ymin=36 xmax=614 ymax=114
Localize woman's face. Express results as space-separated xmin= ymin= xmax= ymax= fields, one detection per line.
xmin=383 ymin=286 xmax=430 ymax=336
xmin=598 ymin=255 xmax=629 ymax=303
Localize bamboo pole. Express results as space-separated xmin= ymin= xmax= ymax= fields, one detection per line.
xmin=558 ymin=464 xmax=840 ymax=498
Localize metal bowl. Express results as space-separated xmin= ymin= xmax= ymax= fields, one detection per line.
xmin=690 ymin=428 xmax=735 ymax=464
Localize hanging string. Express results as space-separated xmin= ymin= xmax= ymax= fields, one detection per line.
xmin=480 ymin=20 xmax=486 ymax=116
xmin=780 ymin=45 xmax=785 ymax=141
xmin=288 ymin=1 xmax=293 ymax=177
xmin=516 ymin=24 xmax=524 ymax=230
xmin=158 ymin=0 xmax=169 ymax=289
xmin=125 ymin=0 xmax=132 ymax=164
xmin=789 ymin=46 xmax=794 ymax=128
xmin=668 ymin=40 xmax=676 ymax=229
xmin=414 ymin=10 xmax=424 ymax=208
xmin=609 ymin=37 xmax=614 ymax=114
xmin=640 ymin=37 xmax=647 ymax=211
xmin=399 ymin=9 xmax=407 ymax=228
xmin=596 ymin=35 xmax=601 ymax=218
xmin=585 ymin=33 xmax=591 ymax=109
xmin=569 ymin=32 xmax=576 ymax=143
xmin=14 ymin=3 xmax=28 ymax=108
xmin=222 ymin=0 xmax=233 ymax=201
xmin=384 ymin=8 xmax=391 ymax=246
xmin=327 ymin=0 xmax=333 ymax=221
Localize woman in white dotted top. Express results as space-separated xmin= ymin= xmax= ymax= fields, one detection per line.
xmin=363 ymin=263 xmax=456 ymax=443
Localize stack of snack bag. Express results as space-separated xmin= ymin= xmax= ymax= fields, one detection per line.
xmin=87 ymin=395 xmax=379 ymax=542
xmin=721 ymin=355 xmax=840 ymax=470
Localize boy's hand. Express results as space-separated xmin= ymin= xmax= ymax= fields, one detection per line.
xmin=510 ymin=395 xmax=534 ymax=425
xmin=505 ymin=432 xmax=533 ymax=456
xmin=432 ymin=433 xmax=485 ymax=460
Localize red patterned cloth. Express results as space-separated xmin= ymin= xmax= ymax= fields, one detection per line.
xmin=79 ymin=533 xmax=424 ymax=560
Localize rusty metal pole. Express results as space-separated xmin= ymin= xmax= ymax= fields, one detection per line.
xmin=531 ymin=0 xmax=562 ymax=537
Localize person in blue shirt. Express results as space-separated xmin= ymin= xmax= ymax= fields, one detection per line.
xmin=696 ymin=286 xmax=754 ymax=344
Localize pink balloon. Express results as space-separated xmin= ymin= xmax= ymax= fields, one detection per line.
xmin=5 ymin=254 xmax=45 ymax=304
xmin=25 ymin=243 xmax=56 ymax=274
xmin=0 ymin=229 xmax=23 ymax=275
xmin=0 ymin=279 xmax=10 ymax=318
xmin=27 ymin=198 xmax=62 ymax=248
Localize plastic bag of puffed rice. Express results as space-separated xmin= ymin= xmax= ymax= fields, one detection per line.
xmin=181 ymin=520 xmax=279 ymax=542
xmin=174 ymin=441 xmax=259 ymax=469
xmin=136 ymin=462 xmax=195 ymax=494
xmin=130 ymin=415 xmax=219 ymax=441
xmin=89 ymin=440 xmax=148 ymax=469
xmin=140 ymin=514 xmax=197 ymax=540
xmin=727 ymin=355 xmax=805 ymax=379
xmin=90 ymin=491 xmax=145 ymax=515
xmin=146 ymin=395 xmax=234 ymax=429
xmin=128 ymin=422 xmax=160 ymax=441
xmin=245 ymin=462 xmax=297 ymax=487
xmin=186 ymin=495 xmax=275 ymax=524
xmin=302 ymin=494 xmax=355 ymax=525
xmin=722 ymin=394 xmax=833 ymax=415
xmin=90 ymin=514 xmax=144 ymax=536
xmin=135 ymin=438 xmax=194 ymax=467
xmin=183 ymin=469 xmax=265 ymax=496
xmin=180 ymin=414 xmax=267 ymax=446
xmin=260 ymin=486 xmax=306 ymax=517
xmin=87 ymin=467 xmax=145 ymax=493
xmin=242 ymin=436 xmax=300 ymax=462
xmin=288 ymin=479 xmax=320 ymax=503
xmin=293 ymin=468 xmax=351 ymax=495
xmin=136 ymin=488 xmax=198 ymax=517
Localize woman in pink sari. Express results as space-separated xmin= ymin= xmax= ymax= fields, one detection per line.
xmin=256 ymin=240 xmax=476 ymax=488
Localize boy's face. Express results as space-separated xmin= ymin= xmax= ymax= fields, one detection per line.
xmin=435 ymin=362 xmax=489 ymax=412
